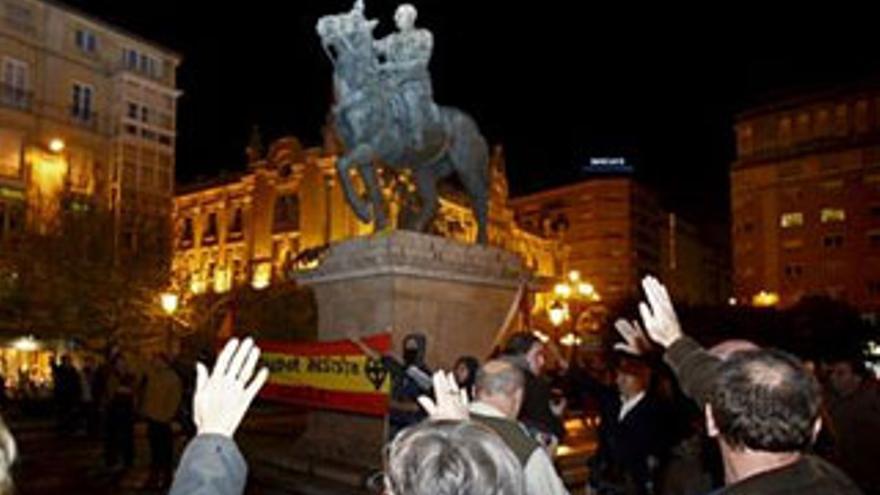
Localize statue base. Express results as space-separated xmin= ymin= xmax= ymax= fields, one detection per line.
xmin=288 ymin=231 xmax=528 ymax=474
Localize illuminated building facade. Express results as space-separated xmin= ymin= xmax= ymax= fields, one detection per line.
xmin=732 ymin=85 xmax=880 ymax=313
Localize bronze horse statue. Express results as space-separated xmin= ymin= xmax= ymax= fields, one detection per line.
xmin=316 ymin=8 xmax=490 ymax=244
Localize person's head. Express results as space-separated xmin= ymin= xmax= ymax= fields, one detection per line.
xmin=0 ymin=416 xmax=16 ymax=495
xmin=827 ymin=358 xmax=868 ymax=397
xmin=614 ymin=356 xmax=651 ymax=400
xmin=454 ymin=356 xmax=480 ymax=389
xmin=60 ymin=355 xmax=72 ymax=367
xmin=706 ymin=348 xmax=822 ymax=454
xmin=402 ymin=333 xmax=427 ymax=367
xmin=708 ymin=339 xmax=759 ymax=361
xmin=502 ymin=333 xmax=545 ymax=376
xmin=394 ymin=4 xmax=417 ymax=31
xmin=385 ymin=420 xmax=524 ymax=495
xmin=474 ymin=359 xmax=525 ymax=418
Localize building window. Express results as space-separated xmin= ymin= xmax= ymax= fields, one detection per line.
xmin=855 ymin=100 xmax=869 ymax=133
xmin=784 ymin=264 xmax=803 ymax=278
xmin=780 ymin=212 xmax=804 ymax=228
xmin=795 ymin=113 xmax=811 ymax=141
xmin=823 ymin=234 xmax=844 ymax=249
xmin=203 ymin=213 xmax=218 ymax=243
xmin=229 ymin=208 xmax=243 ymax=237
xmin=273 ymin=194 xmax=300 ymax=232
xmin=815 ymin=109 xmax=830 ymax=136
xmin=0 ymin=129 xmax=23 ymax=178
xmin=141 ymin=106 xmax=149 ymax=123
xmin=5 ymin=3 xmax=33 ymax=32
xmin=820 ymin=208 xmax=846 ymax=223
xmin=123 ymin=49 xmax=162 ymax=79
xmin=127 ymin=102 xmax=138 ymax=119
xmin=179 ymin=218 xmax=193 ymax=247
xmin=1 ymin=57 xmax=28 ymax=109
xmin=75 ymin=29 xmax=97 ymax=53
xmin=777 ymin=117 xmax=792 ymax=146
xmin=782 ymin=239 xmax=804 ymax=250
xmin=834 ymin=104 xmax=849 ymax=135
xmin=738 ymin=125 xmax=754 ymax=155
xmin=71 ymin=82 xmax=94 ymax=121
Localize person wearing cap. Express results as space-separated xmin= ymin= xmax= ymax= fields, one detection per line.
xmin=570 ymin=326 xmax=667 ymax=495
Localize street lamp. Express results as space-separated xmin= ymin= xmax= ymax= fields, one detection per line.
xmin=546 ymin=270 xmax=602 ymax=351
xmin=160 ymin=292 xmax=179 ymax=353
xmin=548 ymin=300 xmax=568 ymax=328
xmin=48 ymin=138 xmax=65 ymax=153
xmin=160 ymin=292 xmax=179 ymax=315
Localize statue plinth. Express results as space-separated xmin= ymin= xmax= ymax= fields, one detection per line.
xmin=289 ymin=231 xmax=527 ymax=475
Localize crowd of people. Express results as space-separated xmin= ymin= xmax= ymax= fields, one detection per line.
xmin=0 ymin=275 xmax=878 ymax=495
xmin=44 ymin=348 xmax=191 ymax=490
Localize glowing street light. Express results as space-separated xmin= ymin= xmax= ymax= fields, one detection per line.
xmin=48 ymin=138 xmax=65 ymax=153
xmin=548 ymin=300 xmax=568 ymax=327
xmin=160 ymin=292 xmax=179 ymax=315
xmin=752 ymin=291 xmax=780 ymax=308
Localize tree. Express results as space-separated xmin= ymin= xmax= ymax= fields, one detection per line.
xmin=0 ymin=195 xmax=172 ymax=348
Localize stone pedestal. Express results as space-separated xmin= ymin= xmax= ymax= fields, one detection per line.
xmin=291 ymin=231 xmax=528 ymax=471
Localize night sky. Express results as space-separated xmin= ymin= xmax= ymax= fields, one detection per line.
xmin=60 ymin=1 xmax=880 ymax=225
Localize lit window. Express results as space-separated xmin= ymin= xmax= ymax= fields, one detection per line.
xmin=780 ymin=212 xmax=804 ymax=228
xmin=821 ymin=208 xmax=846 ymax=223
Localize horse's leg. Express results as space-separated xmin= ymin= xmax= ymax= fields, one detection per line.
xmin=413 ymin=165 xmax=439 ymax=233
xmin=446 ymin=111 xmax=490 ymax=245
xmin=357 ymin=160 xmax=389 ymax=231
xmin=460 ymin=171 xmax=489 ymax=244
xmin=335 ymin=144 xmax=373 ymax=223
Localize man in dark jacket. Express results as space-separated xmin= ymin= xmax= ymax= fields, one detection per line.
xmin=573 ymin=352 xmax=667 ymax=495
xmin=502 ymin=332 xmax=566 ymax=445
xmin=631 ymin=276 xmax=862 ymax=495
xmin=826 ymin=357 xmax=880 ymax=494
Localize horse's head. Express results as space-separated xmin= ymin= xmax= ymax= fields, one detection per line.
xmin=316 ymin=10 xmax=378 ymax=69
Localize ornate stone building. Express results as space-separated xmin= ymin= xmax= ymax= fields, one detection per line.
xmin=172 ymin=134 xmax=563 ymax=296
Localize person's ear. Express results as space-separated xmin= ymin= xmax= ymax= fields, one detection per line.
xmin=705 ymin=404 xmax=719 ymax=438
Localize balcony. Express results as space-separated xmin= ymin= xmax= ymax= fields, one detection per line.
xmin=0 ymin=84 xmax=32 ymax=112
xmin=70 ymin=108 xmax=99 ymax=131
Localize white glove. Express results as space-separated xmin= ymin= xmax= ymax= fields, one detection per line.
xmin=194 ymin=337 xmax=270 ymax=438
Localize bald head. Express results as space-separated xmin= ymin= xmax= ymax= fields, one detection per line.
xmin=474 ymin=360 xmax=525 ymax=418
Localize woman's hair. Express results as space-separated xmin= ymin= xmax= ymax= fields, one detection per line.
xmin=386 ymin=420 xmax=524 ymax=495
xmin=0 ymin=416 xmax=16 ymax=494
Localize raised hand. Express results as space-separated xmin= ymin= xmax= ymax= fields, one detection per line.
xmin=193 ymin=338 xmax=269 ymax=438
xmin=613 ymin=319 xmax=652 ymax=356
xmin=417 ymin=371 xmax=469 ymax=421
xmin=637 ymin=276 xmax=683 ymax=348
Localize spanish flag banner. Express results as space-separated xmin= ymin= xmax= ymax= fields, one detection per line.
xmin=256 ymin=333 xmax=392 ymax=416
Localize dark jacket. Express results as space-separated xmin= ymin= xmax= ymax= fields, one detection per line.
xmin=665 ymin=337 xmax=862 ymax=495
xmin=571 ymin=369 xmax=666 ymax=494
xmin=518 ymin=366 xmax=566 ymax=441
xmin=169 ymin=434 xmax=247 ymax=495
xmin=827 ymin=381 xmax=880 ymax=494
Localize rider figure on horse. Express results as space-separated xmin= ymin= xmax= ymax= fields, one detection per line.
xmin=373 ymin=3 xmax=439 ymax=151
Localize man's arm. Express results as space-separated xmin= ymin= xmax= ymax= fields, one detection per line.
xmin=636 ymin=276 xmax=722 ymax=408
xmin=169 ymin=338 xmax=269 ymax=495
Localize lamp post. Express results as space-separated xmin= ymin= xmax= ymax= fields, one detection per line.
xmin=547 ymin=270 xmax=601 ymax=353
xmin=160 ymin=292 xmax=179 ymax=353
